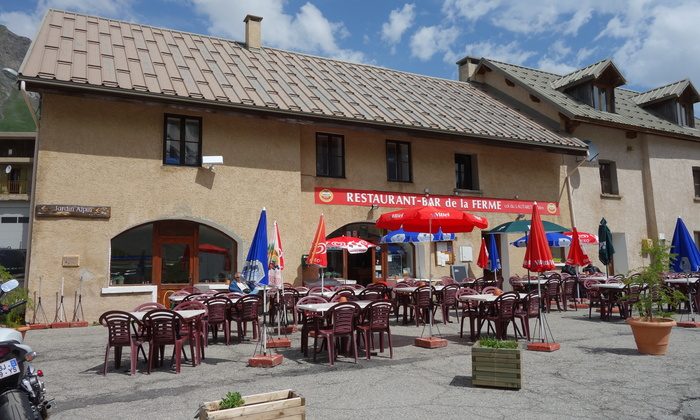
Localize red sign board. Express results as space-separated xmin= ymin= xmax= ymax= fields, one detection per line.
xmin=314 ymin=187 xmax=560 ymax=215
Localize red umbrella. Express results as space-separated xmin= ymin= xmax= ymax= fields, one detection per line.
xmin=326 ymin=236 xmax=376 ymax=254
xmin=566 ymin=227 xmax=591 ymax=267
xmin=376 ymin=206 xmax=488 ymax=233
xmin=563 ymin=231 xmax=598 ymax=244
xmin=305 ymin=215 xmax=327 ymax=267
xmin=523 ymin=202 xmax=555 ymax=273
xmin=476 ymin=238 xmax=489 ymax=269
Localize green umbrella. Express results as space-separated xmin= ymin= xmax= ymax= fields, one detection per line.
xmin=488 ymin=220 xmax=569 ymax=234
xmin=598 ymin=218 xmax=615 ymax=268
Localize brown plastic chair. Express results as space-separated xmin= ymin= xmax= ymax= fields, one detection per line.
xmin=436 ymin=284 xmax=459 ymax=324
xmin=174 ymin=300 xmax=208 ymax=356
xmin=482 ymin=292 xmax=519 ymax=339
xmin=204 ymin=296 xmax=231 ymax=345
xmin=330 ymin=289 xmax=355 ymax=302
xmin=357 ymin=288 xmax=384 ymax=301
xmin=542 ymin=279 xmax=562 ymax=312
xmin=509 ymin=276 xmax=525 ymax=293
xmin=513 ymin=292 xmax=540 ymax=341
xmin=142 ymin=309 xmax=193 ymax=374
xmin=296 ymin=295 xmax=329 ymax=356
xmin=560 ymin=277 xmax=578 ymax=311
xmin=356 ymin=301 xmax=393 ymax=360
xmin=409 ymin=286 xmax=433 ymax=326
xmin=313 ymin=302 xmax=359 ymax=366
xmin=99 ymin=310 xmax=147 ymax=375
xmin=228 ymin=295 xmax=260 ymax=342
xmin=584 ymin=279 xmax=602 ymax=318
xmin=481 ymin=286 xmax=498 ymax=295
xmin=133 ymin=302 xmax=166 ymax=312
xmin=456 ymin=287 xmax=479 ymax=340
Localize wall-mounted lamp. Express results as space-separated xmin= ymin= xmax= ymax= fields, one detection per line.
xmin=202 ymin=155 xmax=223 ymax=170
xmin=370 ymin=204 xmax=379 ymax=210
xmin=423 ymin=188 xmax=430 ymax=195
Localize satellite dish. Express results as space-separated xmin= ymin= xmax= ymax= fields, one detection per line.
xmin=1 ymin=279 xmax=19 ymax=293
xmin=4 ymin=165 xmax=11 ymax=174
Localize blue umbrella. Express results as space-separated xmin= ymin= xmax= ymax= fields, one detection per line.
xmin=242 ymin=208 xmax=269 ymax=288
xmin=380 ymin=227 xmax=455 ymax=243
xmin=511 ymin=232 xmax=571 ymax=248
xmin=487 ymin=234 xmax=501 ymax=272
xmin=670 ymin=217 xmax=700 ymax=273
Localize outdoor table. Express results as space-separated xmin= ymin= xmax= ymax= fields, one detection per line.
xmin=512 ymin=279 xmax=548 ymax=285
xmin=309 ymin=290 xmax=337 ymax=299
xmin=458 ymin=293 xmax=529 ymax=303
xmin=583 ymin=276 xmax=609 ymax=282
xmin=665 ymin=278 xmax=699 ymax=284
xmin=588 ymin=284 xmax=626 ymax=320
xmin=296 ymin=300 xmax=374 ymax=313
xmin=168 ymin=294 xmax=188 ymax=303
xmin=393 ymin=285 xmax=445 ymax=294
xmin=588 ymin=283 xmax=625 ymax=290
xmin=130 ymin=309 xmax=206 ymax=320
xmin=130 ymin=309 xmax=207 ymax=365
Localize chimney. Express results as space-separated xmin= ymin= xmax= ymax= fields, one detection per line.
xmin=456 ymin=56 xmax=481 ymax=82
xmin=244 ymin=15 xmax=263 ymax=49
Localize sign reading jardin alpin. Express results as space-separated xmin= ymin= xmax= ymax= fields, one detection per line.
xmin=35 ymin=204 xmax=111 ymax=219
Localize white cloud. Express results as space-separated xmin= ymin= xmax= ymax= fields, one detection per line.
xmin=409 ymin=25 xmax=459 ymax=61
xmin=446 ymin=40 xmax=534 ymax=66
xmin=442 ymin=0 xmax=501 ymax=21
xmin=537 ymin=58 xmax=577 ymax=75
xmin=191 ymin=0 xmax=365 ymax=63
xmin=381 ymin=4 xmax=415 ymax=46
xmin=0 ymin=0 xmax=134 ymax=38
xmin=612 ymin=1 xmax=700 ymax=89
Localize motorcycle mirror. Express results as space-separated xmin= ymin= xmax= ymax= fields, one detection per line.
xmin=1 ymin=279 xmax=19 ymax=293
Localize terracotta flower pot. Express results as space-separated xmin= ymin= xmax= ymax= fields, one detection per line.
xmin=626 ymin=317 xmax=676 ymax=355
xmin=338 ymin=296 xmax=348 ymax=303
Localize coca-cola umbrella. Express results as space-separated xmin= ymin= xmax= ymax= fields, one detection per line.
xmin=376 ymin=206 xmax=488 ymax=340
xmin=326 ymin=236 xmax=377 ymax=254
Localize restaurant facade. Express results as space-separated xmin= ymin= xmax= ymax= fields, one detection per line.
xmin=15 ymin=10 xmax=698 ymax=321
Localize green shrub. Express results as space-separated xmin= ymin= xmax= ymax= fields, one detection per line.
xmin=479 ymin=338 xmax=518 ymax=349
xmin=219 ymin=392 xmax=245 ymax=410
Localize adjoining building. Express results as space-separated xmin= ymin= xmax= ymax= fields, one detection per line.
xmin=459 ymin=57 xmax=700 ymax=274
xmin=14 ymin=10 xmax=697 ymax=320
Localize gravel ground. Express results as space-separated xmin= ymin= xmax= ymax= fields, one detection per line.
xmin=23 ymin=309 xmax=700 ymax=420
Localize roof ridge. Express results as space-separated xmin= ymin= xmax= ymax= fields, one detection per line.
xmin=46 ymin=8 xmax=469 ymax=88
xmin=482 ymin=58 xmax=564 ymax=77
xmin=632 ymin=79 xmax=690 ymax=97
xmin=554 ymin=58 xmax=611 ymax=80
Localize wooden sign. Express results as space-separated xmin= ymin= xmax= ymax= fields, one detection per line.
xmin=35 ymin=204 xmax=111 ymax=219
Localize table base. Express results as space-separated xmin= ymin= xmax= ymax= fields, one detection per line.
xmin=266 ymin=337 xmax=292 ymax=348
xmin=676 ymin=321 xmax=700 ymax=328
xmin=527 ymin=342 xmax=561 ymax=352
xmin=249 ymin=354 xmax=284 ymax=368
xmin=414 ymin=336 xmax=447 ymax=349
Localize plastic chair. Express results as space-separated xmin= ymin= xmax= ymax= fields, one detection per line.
xmin=513 ymin=292 xmax=540 ymax=341
xmin=229 ymin=295 xmax=260 ymax=342
xmin=409 ymin=286 xmax=434 ymax=326
xmin=133 ymin=302 xmax=166 ymax=312
xmin=296 ymin=295 xmax=329 ymax=356
xmin=456 ymin=287 xmax=479 ymax=340
xmin=482 ymin=292 xmax=519 ymax=340
xmin=560 ymin=277 xmax=578 ymax=311
xmin=330 ymin=289 xmax=355 ymax=302
xmin=356 ymin=301 xmax=393 ymax=360
xmin=174 ymin=300 xmax=208 ymax=354
xmin=584 ymin=279 xmax=602 ymax=319
xmin=142 ymin=309 xmax=193 ymax=374
xmin=481 ymin=286 xmax=498 ymax=295
xmin=99 ymin=310 xmax=147 ymax=375
xmin=204 ymin=296 xmax=231 ymax=345
xmin=313 ymin=302 xmax=359 ymax=366
xmin=542 ymin=279 xmax=562 ymax=312
xmin=357 ymin=288 xmax=384 ymax=301
xmin=436 ymin=284 xmax=459 ymax=324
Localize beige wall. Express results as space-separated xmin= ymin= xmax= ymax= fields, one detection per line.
xmin=28 ymin=92 xmax=573 ymax=321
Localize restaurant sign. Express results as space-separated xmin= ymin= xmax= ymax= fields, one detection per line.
xmin=314 ymin=187 xmax=559 ymax=215
xmin=35 ymin=204 xmax=111 ymax=219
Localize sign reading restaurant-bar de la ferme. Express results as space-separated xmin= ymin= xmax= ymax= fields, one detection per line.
xmin=315 ymin=187 xmax=560 ymax=215
xmin=35 ymin=204 xmax=111 ymax=219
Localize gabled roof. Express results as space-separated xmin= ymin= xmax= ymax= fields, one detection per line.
xmin=18 ymin=10 xmax=586 ymax=153
xmin=631 ymin=79 xmax=700 ymax=107
xmin=551 ymin=59 xmax=626 ymax=90
xmin=475 ymin=58 xmax=700 ymax=141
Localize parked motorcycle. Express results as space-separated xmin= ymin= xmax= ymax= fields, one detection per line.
xmin=0 ymin=279 xmax=50 ymax=419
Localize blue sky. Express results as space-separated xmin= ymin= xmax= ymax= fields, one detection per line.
xmin=2 ymin=0 xmax=700 ymax=94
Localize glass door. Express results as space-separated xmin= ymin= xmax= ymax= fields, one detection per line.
xmin=153 ymin=235 xmax=197 ymax=304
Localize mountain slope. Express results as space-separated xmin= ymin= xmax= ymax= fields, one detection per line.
xmin=0 ymin=25 xmax=34 ymax=132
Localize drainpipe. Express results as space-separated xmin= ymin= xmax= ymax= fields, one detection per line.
xmin=19 ymin=80 xmax=41 ymax=288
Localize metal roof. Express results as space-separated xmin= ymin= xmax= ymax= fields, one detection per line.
xmin=550 ymin=59 xmax=626 ymax=90
xmin=631 ymin=79 xmax=699 ymax=106
xmin=18 ymin=10 xmax=586 ymax=152
xmin=478 ymin=58 xmax=700 ymax=140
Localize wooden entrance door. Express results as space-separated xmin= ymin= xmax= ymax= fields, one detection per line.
xmin=152 ymin=221 xmax=198 ymax=304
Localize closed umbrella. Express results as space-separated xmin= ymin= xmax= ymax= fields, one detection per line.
xmin=566 ymin=227 xmax=591 ymax=307
xmin=598 ymin=218 xmax=615 ymax=276
xmin=670 ymin=217 xmax=700 ymax=323
xmin=523 ymin=202 xmax=558 ymax=351
xmin=487 ymin=234 xmax=501 ymax=284
xmin=305 ymin=215 xmax=328 ymax=289
xmin=476 ymin=238 xmax=489 ymax=269
xmin=241 ymin=208 xmax=269 ymax=355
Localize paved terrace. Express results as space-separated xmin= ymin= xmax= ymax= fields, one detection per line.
xmin=26 ymin=310 xmax=700 ymax=419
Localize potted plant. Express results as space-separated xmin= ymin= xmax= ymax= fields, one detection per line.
xmin=624 ymin=240 xmax=686 ymax=355
xmin=0 ymin=266 xmax=30 ymax=337
xmin=198 ymin=390 xmax=305 ymax=419
xmin=471 ymin=338 xmax=521 ymax=390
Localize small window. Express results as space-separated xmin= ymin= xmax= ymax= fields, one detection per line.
xmin=386 ymin=140 xmax=412 ymax=182
xmin=677 ymin=102 xmax=694 ymax=127
xmin=1 ymin=217 xmax=18 ymax=223
xmin=599 ymin=160 xmax=619 ymax=195
xmin=18 ymin=217 xmax=29 ymax=223
xmin=694 ymin=167 xmax=700 ymax=197
xmin=163 ymin=114 xmax=202 ymax=166
xmin=592 ymin=85 xmax=608 ymax=112
xmin=455 ymin=154 xmax=478 ymax=190
xmin=316 ymin=133 xmax=345 ymax=178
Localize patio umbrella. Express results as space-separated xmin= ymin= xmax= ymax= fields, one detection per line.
xmin=326 ymin=236 xmax=376 ymax=254
xmin=490 ymin=219 xmax=569 ymax=234
xmin=380 ymin=227 xmax=455 ymax=243
xmin=670 ymin=217 xmax=700 ymax=322
xmin=566 ymin=227 xmax=591 ymax=307
xmin=377 ymin=206 xmax=488 ymax=339
xmin=563 ymin=231 xmax=598 ymax=245
xmin=476 ymin=238 xmax=489 ymax=269
xmin=598 ymin=218 xmax=615 ymax=276
xmin=268 ymin=221 xmax=285 ymax=336
xmin=305 ymin=214 xmax=328 ymax=289
xmin=511 ymin=232 xmax=571 ymax=248
xmin=523 ymin=202 xmax=556 ymax=349
xmin=242 ymin=208 xmax=269 ymax=354
xmin=487 ymin=234 xmax=501 ymax=284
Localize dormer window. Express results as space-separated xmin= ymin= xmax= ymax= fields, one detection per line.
xmin=677 ymin=102 xmax=692 ymax=127
xmin=592 ymin=85 xmax=609 ymax=112
xmin=552 ymin=59 xmax=625 ymax=114
xmin=633 ymin=79 xmax=698 ymax=128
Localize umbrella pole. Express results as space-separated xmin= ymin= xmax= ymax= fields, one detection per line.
xmin=428 ymin=218 xmax=433 ymax=338
xmin=262 ymin=286 xmax=268 ymax=355
xmin=687 ymin=276 xmax=695 ymax=322
xmin=321 ymin=268 xmax=324 ymax=291
xmin=277 ymin=287 xmax=282 ymax=338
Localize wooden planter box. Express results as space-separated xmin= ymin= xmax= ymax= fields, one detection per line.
xmin=471 ymin=343 xmax=522 ymax=390
xmin=198 ymin=390 xmax=305 ymax=419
